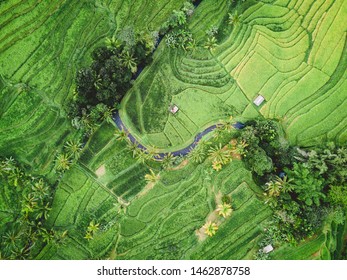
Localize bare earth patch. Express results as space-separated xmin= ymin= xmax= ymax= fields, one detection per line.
xmin=95 ymin=164 xmax=106 ymax=177
xmin=195 ymin=190 xmax=223 ymax=242
xmin=136 ymin=181 xmax=156 ymax=198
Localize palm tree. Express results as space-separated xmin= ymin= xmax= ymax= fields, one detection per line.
xmin=135 ymin=149 xmax=148 ymax=164
xmin=144 ymin=169 xmax=160 ymax=183
xmin=35 ymin=202 xmax=51 ymax=220
xmin=203 ymin=221 xmax=218 ymax=237
xmin=105 ymin=36 xmax=121 ymax=49
xmin=212 ymin=161 xmax=223 ymax=171
xmin=87 ymin=220 xmax=100 ymax=235
xmin=274 ymin=175 xmax=294 ymax=193
xmin=21 ymin=193 xmax=38 ymax=217
xmin=208 ymin=144 xmax=231 ymax=165
xmin=39 ymin=228 xmax=55 ymax=244
xmin=121 ymin=51 xmax=137 ymax=73
xmin=114 ymin=129 xmax=128 ymax=142
xmin=127 ymin=142 xmax=140 ymax=158
xmin=2 ymin=230 xmax=22 ymax=253
xmin=64 ymin=140 xmax=83 ymax=160
xmin=204 ymin=36 xmax=217 ymax=51
xmin=228 ymin=11 xmax=241 ymax=25
xmin=161 ymin=153 xmax=174 ymax=169
xmin=234 ymin=140 xmax=248 ymax=156
xmin=84 ymin=231 xmax=93 ymax=241
xmin=55 ymin=153 xmax=71 ymax=171
xmin=216 ymin=203 xmax=233 ymax=218
xmin=188 ymin=145 xmax=206 ymax=163
xmin=31 ymin=179 xmax=49 ymax=199
xmin=265 ymin=181 xmax=281 ymax=197
xmin=100 ymin=106 xmax=114 ymax=124
xmin=93 ymin=74 xmax=103 ymax=90
xmin=185 ymin=39 xmax=197 ymax=53
xmin=218 ymin=116 xmax=234 ymax=132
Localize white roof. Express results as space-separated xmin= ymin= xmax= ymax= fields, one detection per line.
xmin=253 ymin=95 xmax=265 ymax=106
xmin=263 ymin=244 xmax=274 ymax=253
xmin=169 ymin=105 xmax=179 ymax=114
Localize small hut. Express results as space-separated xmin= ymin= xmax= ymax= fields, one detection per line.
xmin=262 ymin=244 xmax=274 ymax=254
xmin=169 ymin=104 xmax=179 ymax=114
xmin=253 ymin=95 xmax=265 ymax=106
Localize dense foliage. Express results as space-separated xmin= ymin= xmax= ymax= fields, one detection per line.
xmin=0 ymin=157 xmax=64 ymax=259
xmin=67 ymin=32 xmax=155 ymax=136
xmin=238 ymin=120 xmax=347 ymax=258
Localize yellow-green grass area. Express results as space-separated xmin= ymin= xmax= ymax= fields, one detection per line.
xmin=270 ymin=219 xmax=347 ymax=260
xmin=0 ymin=0 xmax=186 ymax=176
xmin=122 ymin=0 xmax=347 ymax=151
xmin=216 ymin=0 xmax=347 ymax=146
xmin=114 ymin=159 xmax=271 ymax=260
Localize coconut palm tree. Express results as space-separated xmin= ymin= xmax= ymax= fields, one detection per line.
xmin=84 ymin=231 xmax=93 ymax=241
xmin=135 ymin=149 xmax=148 ymax=164
xmin=212 ymin=161 xmax=223 ymax=171
xmin=216 ymin=203 xmax=233 ymax=218
xmin=234 ymin=140 xmax=248 ymax=156
xmin=101 ymin=106 xmax=114 ymax=124
xmin=188 ymin=145 xmax=206 ymax=163
xmin=144 ymin=169 xmax=160 ymax=183
xmin=204 ymin=36 xmax=217 ymax=51
xmin=114 ymin=129 xmax=128 ymax=142
xmin=228 ymin=11 xmax=241 ymax=25
xmin=274 ymin=175 xmax=294 ymax=193
xmin=87 ymin=220 xmax=100 ymax=235
xmin=218 ymin=116 xmax=234 ymax=132
xmin=120 ymin=51 xmax=137 ymax=73
xmin=185 ymin=39 xmax=197 ymax=53
xmin=265 ymin=181 xmax=281 ymax=197
xmin=162 ymin=152 xmax=174 ymax=169
xmin=105 ymin=36 xmax=122 ymax=49
xmin=31 ymin=179 xmax=49 ymax=199
xmin=55 ymin=153 xmax=71 ymax=171
xmin=35 ymin=202 xmax=51 ymax=221
xmin=203 ymin=221 xmax=218 ymax=237
xmin=64 ymin=140 xmax=83 ymax=160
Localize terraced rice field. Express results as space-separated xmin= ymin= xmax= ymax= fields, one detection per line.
xmin=1 ymin=0 xmax=346 ymax=261
xmin=0 ymin=0 xmax=186 ymax=176
xmin=122 ymin=0 xmax=347 ymax=149
xmin=116 ymin=155 xmax=270 ymax=259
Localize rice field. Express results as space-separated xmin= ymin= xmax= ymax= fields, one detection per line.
xmin=122 ymin=0 xmax=347 ymax=149
xmin=0 ymin=0 xmax=346 ymax=260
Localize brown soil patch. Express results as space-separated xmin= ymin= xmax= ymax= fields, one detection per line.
xmin=95 ymin=164 xmax=106 ymax=177
xmin=195 ymin=190 xmax=223 ymax=242
xmin=136 ymin=181 xmax=156 ymax=198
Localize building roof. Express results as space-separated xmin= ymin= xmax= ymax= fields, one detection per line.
xmin=253 ymin=95 xmax=265 ymax=106
xmin=262 ymin=244 xmax=274 ymax=254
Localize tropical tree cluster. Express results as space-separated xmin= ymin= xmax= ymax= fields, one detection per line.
xmin=0 ymin=157 xmax=58 ymax=259
xmin=54 ymin=139 xmax=83 ymax=173
xmin=234 ymin=119 xmax=347 ymax=252
xmin=67 ymin=29 xmax=155 ymax=135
